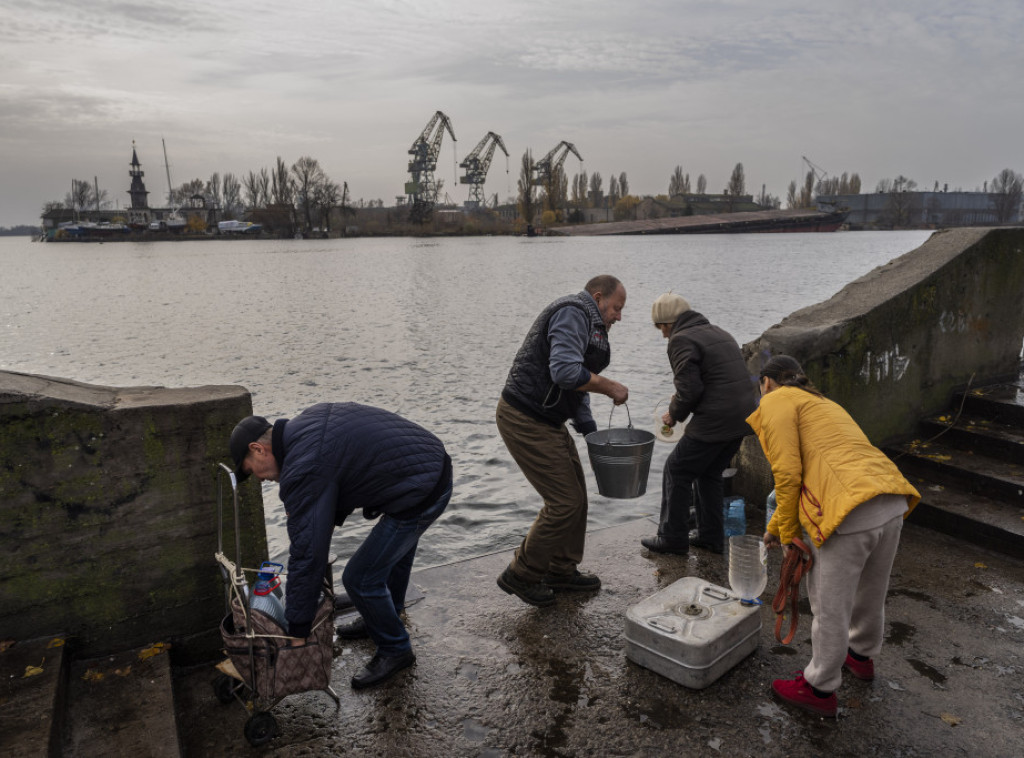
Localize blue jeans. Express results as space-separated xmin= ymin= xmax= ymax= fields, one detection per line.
xmin=342 ymin=486 xmax=451 ymax=655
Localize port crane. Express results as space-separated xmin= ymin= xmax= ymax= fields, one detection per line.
xmin=459 ymin=131 xmax=509 ymax=209
xmin=802 ymin=155 xmax=829 ymax=189
xmin=533 ymin=141 xmax=583 ymax=187
xmin=406 ymin=111 xmax=456 ymax=220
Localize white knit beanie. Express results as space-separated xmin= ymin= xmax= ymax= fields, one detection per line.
xmin=651 ymin=292 xmax=690 ymax=324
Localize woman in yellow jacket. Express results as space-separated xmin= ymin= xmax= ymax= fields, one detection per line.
xmin=747 ymin=355 xmax=920 ymax=717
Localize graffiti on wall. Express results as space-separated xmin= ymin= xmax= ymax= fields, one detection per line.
xmin=858 ymin=346 xmax=910 ymax=383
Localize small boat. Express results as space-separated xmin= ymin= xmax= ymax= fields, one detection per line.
xmin=218 ymin=220 xmax=263 ymax=234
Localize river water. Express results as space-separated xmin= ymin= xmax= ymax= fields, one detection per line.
xmin=0 ymin=230 xmax=931 ymax=571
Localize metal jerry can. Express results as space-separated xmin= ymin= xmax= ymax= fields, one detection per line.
xmin=625 ymin=576 xmax=761 ymax=689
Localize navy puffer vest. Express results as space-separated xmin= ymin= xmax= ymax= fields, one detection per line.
xmin=502 ymin=292 xmax=610 ymax=426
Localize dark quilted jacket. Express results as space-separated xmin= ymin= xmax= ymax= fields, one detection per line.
xmin=666 ymin=311 xmax=757 ymax=442
xmin=501 ymin=291 xmax=610 ymax=427
xmin=275 ymin=402 xmax=450 ymax=636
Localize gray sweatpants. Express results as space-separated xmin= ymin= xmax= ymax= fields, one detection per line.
xmin=802 ymin=509 xmax=905 ymax=693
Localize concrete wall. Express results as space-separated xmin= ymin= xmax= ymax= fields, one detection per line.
xmin=736 ymin=226 xmax=1024 ymax=503
xmin=0 ymin=372 xmax=267 ymax=659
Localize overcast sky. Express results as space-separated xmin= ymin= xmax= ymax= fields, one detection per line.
xmin=2 ymin=0 xmax=1021 ymax=226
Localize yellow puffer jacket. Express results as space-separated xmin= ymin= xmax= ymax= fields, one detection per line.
xmin=746 ymin=386 xmax=920 ymax=547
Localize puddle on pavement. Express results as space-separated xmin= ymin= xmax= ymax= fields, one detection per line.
xmin=459 ymin=662 xmax=479 ymax=681
xmin=906 ymin=658 xmax=947 ymax=684
xmin=888 ymin=588 xmax=933 ymax=604
xmin=886 ymin=621 xmax=916 ymax=646
xmin=769 ymin=645 xmax=798 ymax=656
xmin=621 ymin=698 xmax=692 ymax=730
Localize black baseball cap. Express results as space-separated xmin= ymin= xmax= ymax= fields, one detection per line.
xmin=229 ymin=415 xmax=272 ymax=481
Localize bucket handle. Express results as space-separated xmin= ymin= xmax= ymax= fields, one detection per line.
xmin=605 ymin=402 xmax=633 ymax=431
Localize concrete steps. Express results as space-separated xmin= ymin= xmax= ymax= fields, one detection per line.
xmin=0 ymin=635 xmax=68 ymax=758
xmin=0 ymin=637 xmax=180 ymax=758
xmin=886 ymin=376 xmax=1024 ymax=559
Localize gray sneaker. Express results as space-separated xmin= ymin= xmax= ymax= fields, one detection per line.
xmin=497 ymin=567 xmax=556 ymax=607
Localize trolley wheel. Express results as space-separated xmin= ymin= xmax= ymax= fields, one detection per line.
xmin=244 ymin=711 xmax=278 ymax=747
xmin=212 ymin=673 xmax=237 ymax=705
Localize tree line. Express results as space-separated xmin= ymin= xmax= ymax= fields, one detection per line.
xmin=42 ymin=155 xmax=359 ymax=234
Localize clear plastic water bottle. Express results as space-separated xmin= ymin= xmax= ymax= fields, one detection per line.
xmin=765 ymin=489 xmax=777 ymax=526
xmin=723 ymin=496 xmax=746 ymax=537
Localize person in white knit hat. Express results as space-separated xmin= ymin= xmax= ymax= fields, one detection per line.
xmin=641 ymin=292 xmax=756 ymax=556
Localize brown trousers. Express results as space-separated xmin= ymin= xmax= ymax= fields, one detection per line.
xmin=496 ymin=397 xmax=589 ymax=582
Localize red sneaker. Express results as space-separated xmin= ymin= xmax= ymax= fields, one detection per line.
xmin=843 ymin=652 xmax=875 ymax=680
xmin=771 ymin=673 xmax=838 ymax=717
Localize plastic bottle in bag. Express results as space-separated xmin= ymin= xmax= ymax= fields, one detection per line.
xmin=248 ymin=561 xmax=287 ymax=628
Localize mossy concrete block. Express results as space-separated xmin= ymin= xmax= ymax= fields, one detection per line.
xmin=0 ymin=371 xmax=267 ymax=658
xmin=737 ymin=226 xmax=1024 ymax=501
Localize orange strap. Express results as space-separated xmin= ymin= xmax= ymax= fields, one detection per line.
xmin=772 ymin=537 xmax=814 ymax=645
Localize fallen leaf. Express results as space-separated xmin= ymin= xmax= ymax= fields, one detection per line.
xmin=82 ymin=668 xmax=104 ymax=682
xmin=975 ymin=562 xmax=988 ymax=569
xmin=23 ymin=659 xmax=45 ymax=678
xmin=0 ymin=639 xmax=15 ymax=653
xmin=138 ymin=642 xmax=170 ymax=661
xmin=708 ymin=737 xmax=722 ymax=752
xmin=46 ymin=638 xmax=65 ymax=649
xmin=940 ymin=712 xmax=961 ymax=726
xmin=846 ymin=697 xmax=862 ymax=709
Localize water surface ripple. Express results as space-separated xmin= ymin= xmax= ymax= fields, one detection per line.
xmin=0 ymin=231 xmax=931 ymax=568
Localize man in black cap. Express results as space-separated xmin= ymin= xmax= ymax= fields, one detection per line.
xmin=230 ymin=402 xmax=452 ymax=689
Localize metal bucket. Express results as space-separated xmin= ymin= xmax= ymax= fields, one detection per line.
xmin=585 ymin=404 xmax=656 ymax=499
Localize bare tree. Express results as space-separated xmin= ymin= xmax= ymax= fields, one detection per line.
xmin=570 ymin=172 xmax=586 ymax=210
xmin=542 ymin=165 xmax=568 ymax=220
xmin=272 ymin=157 xmax=293 ymax=206
xmin=291 ymin=156 xmax=326 ymax=232
xmin=726 ymin=163 xmax=745 ymax=200
xmin=696 ymin=174 xmax=707 ymax=194
xmin=313 ymin=178 xmax=340 ymax=232
xmin=172 ymin=178 xmax=206 ymax=207
xmin=786 ymin=180 xmax=798 ymax=209
xmin=243 ymin=170 xmax=270 ymax=209
xmin=801 ymin=171 xmax=815 ymax=207
xmin=205 ymin=172 xmax=222 ymax=210
xmin=588 ymin=171 xmax=604 ymax=208
xmin=608 ymin=175 xmax=620 ymax=206
xmin=876 ymin=176 xmax=920 ymax=228
xmin=222 ymin=173 xmax=242 ymax=219
xmin=990 ymin=168 xmax=1023 ymax=223
xmin=669 ymin=166 xmax=690 ymax=196
xmin=619 ymin=172 xmax=629 ymax=198
xmin=64 ymin=179 xmax=93 ymax=212
xmin=517 ymin=150 xmax=537 ymax=225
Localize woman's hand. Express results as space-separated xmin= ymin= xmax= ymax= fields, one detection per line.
xmin=661 ymin=412 xmax=674 ymax=427
xmin=763 ymin=531 xmax=781 ymax=549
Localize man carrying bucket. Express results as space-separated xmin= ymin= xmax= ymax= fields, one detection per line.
xmin=641 ymin=293 xmax=756 ymax=556
xmin=495 ymin=274 xmax=629 ymax=607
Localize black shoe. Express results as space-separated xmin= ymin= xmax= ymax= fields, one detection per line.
xmin=543 ymin=570 xmax=601 ymax=591
xmin=350 ymin=650 xmax=416 ymax=690
xmin=336 ymin=616 xmax=370 ymax=640
xmin=689 ymin=538 xmax=724 ymax=554
xmin=497 ymin=567 xmax=556 ymax=607
xmin=641 ymin=536 xmax=689 ymax=555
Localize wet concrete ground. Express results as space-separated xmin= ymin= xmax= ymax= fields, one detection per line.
xmin=175 ymin=517 xmax=1024 ymax=757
